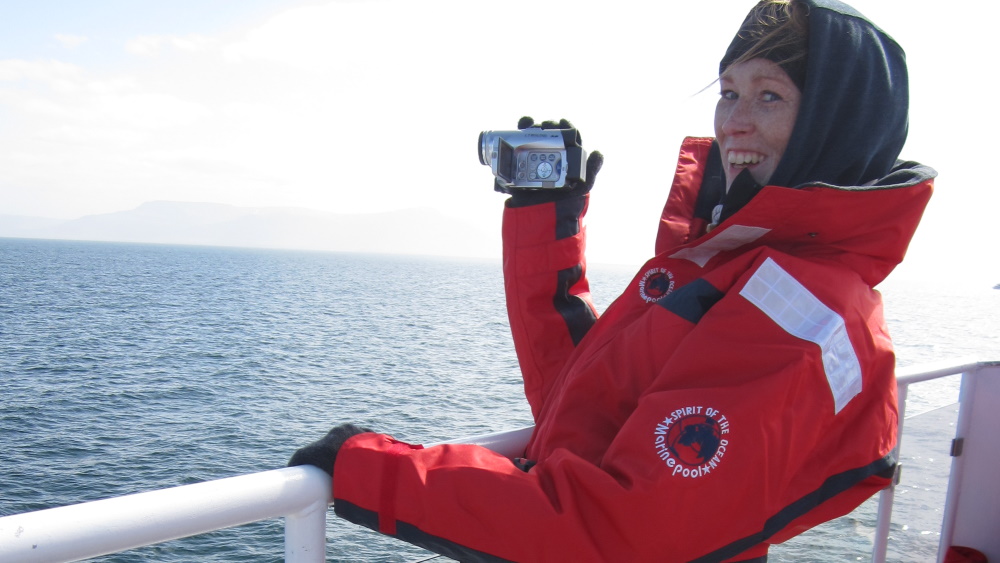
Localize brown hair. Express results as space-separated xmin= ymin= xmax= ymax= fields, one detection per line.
xmin=721 ymin=0 xmax=810 ymax=88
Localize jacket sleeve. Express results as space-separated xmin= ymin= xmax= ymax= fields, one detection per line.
xmin=332 ymin=253 xmax=898 ymax=562
xmin=501 ymin=193 xmax=599 ymax=420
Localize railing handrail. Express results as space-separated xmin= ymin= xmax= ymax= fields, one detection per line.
xmin=1 ymin=360 xmax=996 ymax=562
xmin=0 ymin=465 xmax=332 ymax=563
xmin=0 ymin=428 xmax=534 ymax=563
xmin=895 ymin=358 xmax=998 ymax=385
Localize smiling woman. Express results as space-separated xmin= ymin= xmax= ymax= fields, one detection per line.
xmin=715 ymin=0 xmax=806 ymax=192
xmin=289 ymin=1 xmax=938 ymax=561
xmin=715 ymin=58 xmax=801 ymax=195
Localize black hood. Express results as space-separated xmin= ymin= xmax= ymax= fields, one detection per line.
xmin=722 ymin=0 xmax=909 ymax=189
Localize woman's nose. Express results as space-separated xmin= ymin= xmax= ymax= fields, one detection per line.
xmin=721 ymin=100 xmax=754 ymax=137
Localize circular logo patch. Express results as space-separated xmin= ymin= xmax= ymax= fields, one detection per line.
xmin=638 ymin=268 xmax=675 ymax=303
xmin=653 ymin=406 xmax=731 ymax=479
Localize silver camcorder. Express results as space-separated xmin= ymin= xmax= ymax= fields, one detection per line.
xmin=479 ymin=125 xmax=587 ymax=190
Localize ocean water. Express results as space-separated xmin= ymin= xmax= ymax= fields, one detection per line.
xmin=1 ymin=237 xmax=997 ymax=562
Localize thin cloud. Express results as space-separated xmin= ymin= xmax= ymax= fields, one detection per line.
xmin=54 ymin=34 xmax=88 ymax=49
xmin=126 ymin=34 xmax=217 ymax=56
xmin=0 ymin=59 xmax=84 ymax=93
xmin=125 ymin=36 xmax=165 ymax=56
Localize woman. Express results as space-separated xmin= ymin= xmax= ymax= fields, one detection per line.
xmin=290 ymin=1 xmax=935 ymax=560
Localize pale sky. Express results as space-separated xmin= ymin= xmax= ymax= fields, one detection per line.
xmin=1 ymin=0 xmax=996 ymax=286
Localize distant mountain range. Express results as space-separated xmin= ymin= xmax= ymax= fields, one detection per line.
xmin=0 ymin=201 xmax=500 ymax=259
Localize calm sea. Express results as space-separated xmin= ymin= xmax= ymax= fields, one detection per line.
xmin=1 ymin=238 xmax=997 ymax=562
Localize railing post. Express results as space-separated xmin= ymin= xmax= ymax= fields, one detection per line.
xmin=872 ymin=381 xmax=909 ymax=563
xmin=285 ymin=466 xmax=332 ymax=563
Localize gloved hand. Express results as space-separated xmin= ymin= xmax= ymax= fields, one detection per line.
xmin=504 ymin=116 xmax=604 ymax=208
xmin=287 ymin=423 xmax=373 ymax=477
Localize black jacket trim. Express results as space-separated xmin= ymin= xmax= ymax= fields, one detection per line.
xmin=554 ymin=264 xmax=597 ymax=346
xmin=688 ymin=455 xmax=896 ymax=562
xmin=657 ymin=278 xmax=724 ymax=324
xmin=694 ymin=142 xmax=726 ymax=222
xmin=551 ymin=196 xmax=596 ymax=345
xmin=334 ymin=499 xmax=514 ymax=562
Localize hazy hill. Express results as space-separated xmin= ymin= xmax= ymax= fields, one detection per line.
xmin=0 ymin=201 xmax=500 ymax=259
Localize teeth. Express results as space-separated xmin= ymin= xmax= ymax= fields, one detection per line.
xmin=728 ymin=151 xmax=764 ymax=166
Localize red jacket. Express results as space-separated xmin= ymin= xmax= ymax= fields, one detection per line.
xmin=333 ymin=137 xmax=934 ymax=562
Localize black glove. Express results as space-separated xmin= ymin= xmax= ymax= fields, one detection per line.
xmin=287 ymin=423 xmax=373 ymax=477
xmin=504 ymin=116 xmax=604 ymax=208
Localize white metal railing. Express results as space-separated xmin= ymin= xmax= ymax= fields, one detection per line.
xmin=872 ymin=359 xmax=1000 ymax=563
xmin=0 ymin=362 xmax=995 ymax=562
xmin=0 ymin=465 xmax=331 ymax=563
xmin=0 ymin=427 xmax=532 ymax=563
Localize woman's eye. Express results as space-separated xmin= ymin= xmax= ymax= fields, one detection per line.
xmin=721 ymin=90 xmax=737 ymax=101
xmin=761 ymin=91 xmax=783 ymax=102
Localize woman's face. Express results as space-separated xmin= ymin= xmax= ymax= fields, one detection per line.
xmin=714 ymin=58 xmax=801 ymax=191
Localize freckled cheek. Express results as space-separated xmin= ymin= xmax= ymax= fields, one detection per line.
xmin=769 ymin=113 xmax=798 ymax=153
xmin=750 ymin=108 xmax=784 ymax=140
xmin=771 ymin=104 xmax=798 ymax=132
